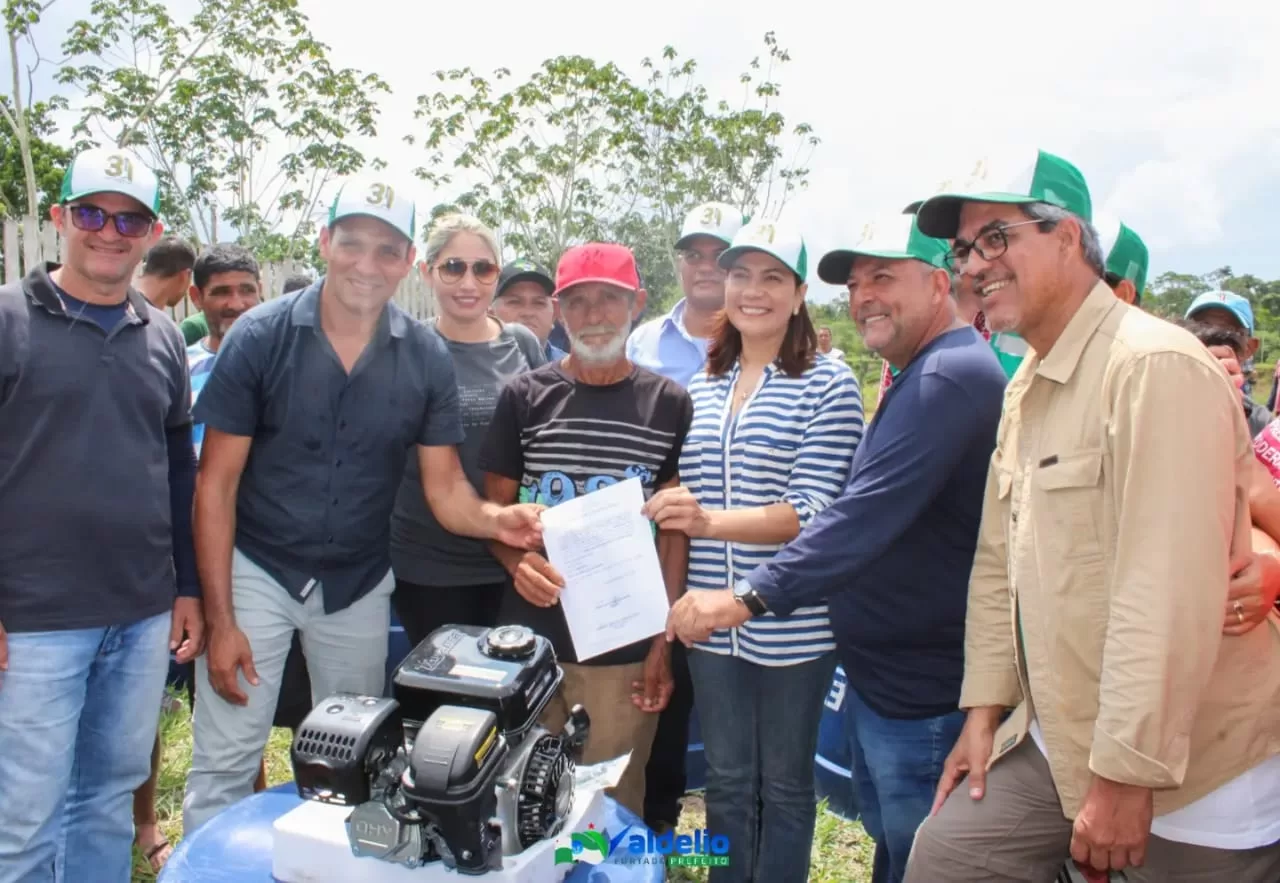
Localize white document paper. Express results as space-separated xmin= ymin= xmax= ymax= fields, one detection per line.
xmin=540 ymin=477 xmax=670 ymax=661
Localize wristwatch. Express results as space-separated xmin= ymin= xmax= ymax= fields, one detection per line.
xmin=733 ymin=580 xmax=769 ymax=617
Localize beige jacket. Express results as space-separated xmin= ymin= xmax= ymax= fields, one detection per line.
xmin=959 ymin=281 xmax=1280 ymax=819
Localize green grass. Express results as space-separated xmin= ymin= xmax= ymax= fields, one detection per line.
xmin=132 ymin=700 xmax=874 ymax=881
xmin=1255 ymin=363 xmax=1275 ymax=415
xmin=130 ymin=697 xmax=295 ymax=881
xmin=665 ymin=794 xmax=874 ymax=883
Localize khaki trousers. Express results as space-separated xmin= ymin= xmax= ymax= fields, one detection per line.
xmin=540 ymin=660 xmax=660 ymax=818
xmin=905 ymin=741 xmax=1280 ymax=883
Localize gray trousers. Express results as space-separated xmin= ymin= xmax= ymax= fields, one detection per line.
xmin=905 ymin=740 xmax=1280 ymax=882
xmin=182 ymin=549 xmax=393 ymax=834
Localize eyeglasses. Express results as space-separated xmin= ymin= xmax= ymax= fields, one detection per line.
xmin=947 ymin=219 xmax=1046 ymax=270
xmin=65 ymin=203 xmax=155 ymax=238
xmin=678 ymin=248 xmax=726 ymax=267
xmin=436 ymin=258 xmax=500 ymax=285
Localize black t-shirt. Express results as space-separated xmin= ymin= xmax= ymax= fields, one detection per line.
xmin=479 ymin=362 xmax=693 ymax=666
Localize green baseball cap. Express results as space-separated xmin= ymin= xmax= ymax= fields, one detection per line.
xmin=60 ymin=147 xmax=161 ymax=216
xmin=718 ymin=217 xmax=808 ymax=281
xmin=328 ymin=176 xmax=417 ymax=242
xmin=913 ymin=150 xmax=1093 ymax=239
xmin=817 ymin=213 xmax=949 ymax=285
xmin=1098 ymin=218 xmax=1149 ymax=296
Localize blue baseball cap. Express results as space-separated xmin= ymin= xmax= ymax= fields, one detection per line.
xmin=1185 ymin=290 xmax=1254 ymax=335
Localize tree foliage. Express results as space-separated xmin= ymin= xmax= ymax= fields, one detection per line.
xmin=408 ymin=32 xmax=818 ymax=308
xmin=54 ymin=0 xmax=389 ymax=259
xmin=1146 ymin=266 xmax=1280 ymax=362
xmin=2 ymin=0 xmax=68 ymax=217
xmin=0 ymin=96 xmax=74 ymax=218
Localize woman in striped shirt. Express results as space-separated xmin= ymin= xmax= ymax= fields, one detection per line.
xmin=645 ymin=218 xmax=864 ymax=883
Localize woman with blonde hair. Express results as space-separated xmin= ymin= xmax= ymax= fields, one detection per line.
xmin=389 ymin=214 xmax=545 ymax=647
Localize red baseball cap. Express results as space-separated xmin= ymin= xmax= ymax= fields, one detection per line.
xmin=553 ymin=243 xmax=641 ymax=298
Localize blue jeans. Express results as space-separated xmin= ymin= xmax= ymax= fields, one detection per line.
xmin=846 ymin=687 xmax=965 ymax=883
xmin=687 ymin=649 xmax=836 ymax=883
xmin=0 ymin=612 xmax=170 ymax=883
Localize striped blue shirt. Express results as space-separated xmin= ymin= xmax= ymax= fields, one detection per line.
xmin=681 ymin=356 xmax=864 ymax=665
xmin=187 ymin=339 xmax=217 ymax=455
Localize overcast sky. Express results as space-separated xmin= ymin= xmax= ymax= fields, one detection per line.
xmin=10 ymin=0 xmax=1280 ymax=301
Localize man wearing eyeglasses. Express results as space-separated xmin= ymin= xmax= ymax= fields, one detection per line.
xmin=904 ymin=150 xmax=1280 ymax=883
xmin=182 ymin=178 xmax=546 ymax=833
xmin=628 ymin=201 xmax=745 ymax=389
xmin=623 ymin=201 xmax=745 ymax=833
xmin=0 ymin=147 xmax=203 ymax=883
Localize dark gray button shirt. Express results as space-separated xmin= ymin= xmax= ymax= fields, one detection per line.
xmin=192 ymin=281 xmax=464 ymax=613
xmin=0 ymin=263 xmax=192 ymax=632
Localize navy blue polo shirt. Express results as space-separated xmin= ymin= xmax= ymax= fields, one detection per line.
xmin=746 ymin=326 xmax=1007 ymax=719
xmin=0 ymin=263 xmax=193 ymax=632
xmin=193 ymin=280 xmax=464 ymax=613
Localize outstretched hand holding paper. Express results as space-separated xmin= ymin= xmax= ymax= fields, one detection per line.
xmin=540 ymin=477 xmax=670 ymax=661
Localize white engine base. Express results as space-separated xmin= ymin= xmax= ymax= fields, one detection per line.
xmin=271 ymin=788 xmax=605 ymax=883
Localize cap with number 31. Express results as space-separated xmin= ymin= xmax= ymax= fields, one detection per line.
xmin=717 ymin=217 xmax=808 ymax=282
xmin=328 ymin=176 xmax=418 ymax=243
xmin=676 ymin=201 xmax=746 ymax=249
xmin=60 ymin=147 xmax=161 ymax=217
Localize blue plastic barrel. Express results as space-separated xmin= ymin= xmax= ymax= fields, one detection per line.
xmin=384 ymin=612 xmax=414 ymax=693
xmin=814 ymin=665 xmax=858 ymax=820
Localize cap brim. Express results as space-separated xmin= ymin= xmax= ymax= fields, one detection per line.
xmin=817 ymin=250 xmax=856 ymax=285
xmin=62 ymin=187 xmax=157 ymax=217
xmin=818 ymin=248 xmax=934 ymax=284
xmin=329 ymin=210 xmax=412 ymax=242
xmin=675 ymin=232 xmax=733 ymax=250
xmin=915 ymin=192 xmax=1039 ymax=239
xmin=552 ymin=277 xmax=640 ymax=299
xmin=1186 ymin=303 xmax=1250 ymax=330
xmin=718 ymin=244 xmax=800 ymax=277
xmin=498 ymin=271 xmax=554 ymax=296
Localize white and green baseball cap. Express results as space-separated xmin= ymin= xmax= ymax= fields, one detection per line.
xmin=59 ymin=147 xmax=161 ymax=216
xmin=912 ymin=150 xmax=1093 ymax=239
xmin=717 ymin=217 xmax=808 ymax=280
xmin=328 ymin=176 xmax=417 ymax=242
xmin=818 ymin=213 xmax=950 ymax=285
xmin=1097 ymin=217 xmax=1149 ymax=296
xmin=676 ymin=201 xmax=747 ymax=249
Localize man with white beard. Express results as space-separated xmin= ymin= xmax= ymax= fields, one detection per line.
xmin=480 ymin=242 xmax=694 ymax=817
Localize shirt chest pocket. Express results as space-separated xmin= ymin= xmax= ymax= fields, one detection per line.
xmin=1030 ymin=450 xmax=1104 ymax=560
xmin=737 ymin=439 xmax=802 ymax=487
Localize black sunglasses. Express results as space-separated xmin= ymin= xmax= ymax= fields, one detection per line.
xmin=65 ymin=203 xmax=155 ymax=238
xmin=437 ymin=258 xmax=500 ymax=285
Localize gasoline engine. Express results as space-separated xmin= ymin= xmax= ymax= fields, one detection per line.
xmin=289 ymin=624 xmax=590 ymax=875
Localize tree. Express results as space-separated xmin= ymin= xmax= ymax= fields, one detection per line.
xmin=57 ymin=0 xmax=389 ymax=257
xmin=408 ymin=32 xmax=818 ymax=305
xmin=1145 ymin=271 xmax=1210 ymax=320
xmin=2 ymin=0 xmax=64 ymax=218
xmin=0 ymin=96 xmax=72 ymax=218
